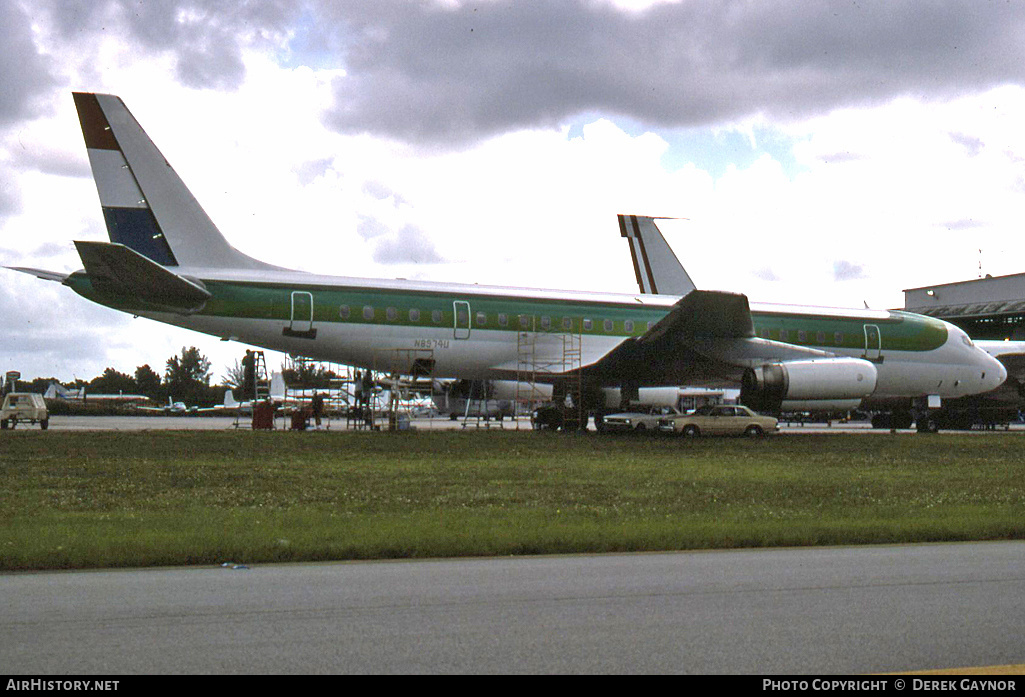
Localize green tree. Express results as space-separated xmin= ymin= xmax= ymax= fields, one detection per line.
xmin=134 ymin=364 xmax=163 ymax=399
xmin=89 ymin=368 xmax=137 ymax=396
xmin=281 ymin=359 xmax=338 ymax=388
xmin=164 ymin=347 xmax=213 ymax=405
xmin=222 ymin=359 xmax=244 ymax=389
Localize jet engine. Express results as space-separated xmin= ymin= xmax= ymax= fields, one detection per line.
xmin=740 ymin=357 xmax=878 ymax=413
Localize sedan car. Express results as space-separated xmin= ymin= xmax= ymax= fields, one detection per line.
xmin=658 ymin=404 xmax=778 ymax=438
xmin=599 ymin=405 xmax=681 ymax=433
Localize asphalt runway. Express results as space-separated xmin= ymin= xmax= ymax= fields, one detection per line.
xmin=2 ymin=542 xmax=1024 ymax=674
xmin=39 ymin=414 xmax=525 ymax=431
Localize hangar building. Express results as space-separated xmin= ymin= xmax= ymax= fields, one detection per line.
xmin=904 ymin=273 xmax=1025 ymax=340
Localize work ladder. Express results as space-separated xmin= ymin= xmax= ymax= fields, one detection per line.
xmin=253 ymin=351 xmax=269 ymax=402
xmin=234 ymin=350 xmax=270 ymax=429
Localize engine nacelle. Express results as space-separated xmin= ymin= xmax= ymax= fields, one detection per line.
xmin=741 ymin=358 xmax=878 ymax=413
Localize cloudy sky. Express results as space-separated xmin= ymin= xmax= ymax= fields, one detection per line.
xmin=3 ymin=0 xmax=1025 ymax=383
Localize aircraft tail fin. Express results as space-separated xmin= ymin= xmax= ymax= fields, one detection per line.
xmin=223 ymin=389 xmax=239 ymax=408
xmin=618 ymin=215 xmax=696 ymax=296
xmin=72 ymin=92 xmax=276 ymax=271
xmin=44 ymin=382 xmax=77 ymax=400
xmin=269 ymin=372 xmax=286 ymax=400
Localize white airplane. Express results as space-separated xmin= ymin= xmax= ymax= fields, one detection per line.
xmin=43 ymin=382 xmax=149 ymax=403
xmin=222 ymin=371 xmax=287 ymax=411
xmin=429 ymin=379 xmax=693 ymax=420
xmin=138 ymin=396 xmax=194 ymax=415
xmin=431 ymin=379 xmax=525 ymax=420
xmin=5 ymin=93 xmax=1008 ymax=424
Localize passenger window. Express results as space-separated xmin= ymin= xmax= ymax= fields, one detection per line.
xmin=816 ymin=331 xmax=825 ymax=344
xmin=798 ymin=330 xmax=807 ymax=342
xmin=624 ymin=319 xmax=634 ymax=333
xmin=780 ymin=329 xmax=788 ymax=341
xmin=541 ymin=316 xmax=551 ymax=330
xmin=562 ymin=317 xmax=572 ymax=331
xmin=498 ymin=313 xmax=508 ymax=327
xmin=339 ymin=305 xmax=350 ymax=320
xmin=583 ymin=319 xmax=593 ymax=331
xmin=476 ymin=311 xmax=487 ymax=326
xmin=409 ymin=309 xmax=420 ymax=322
xmin=519 ymin=315 xmax=531 ymax=330
xmin=834 ymin=332 xmax=844 ymax=345
xmin=363 ymin=306 xmax=374 ymax=321
xmin=386 ymin=307 xmax=397 ymax=321
xmin=603 ymin=319 xmax=613 ymax=332
xmin=432 ymin=309 xmax=443 ymax=324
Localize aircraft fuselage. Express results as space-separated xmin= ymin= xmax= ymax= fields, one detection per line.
xmin=63 ymin=265 xmax=1004 ymax=406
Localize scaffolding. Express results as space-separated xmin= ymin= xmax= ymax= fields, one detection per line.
xmin=514 ymin=319 xmax=584 ymax=429
xmin=343 ymin=348 xmax=436 ymax=431
xmin=274 ymin=356 xmax=350 ymax=430
xmin=456 ymin=379 xmax=506 ymax=429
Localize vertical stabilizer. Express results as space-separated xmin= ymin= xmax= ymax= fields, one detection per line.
xmin=618 ymin=215 xmax=696 ymax=296
xmin=73 ymin=92 xmax=276 ymax=271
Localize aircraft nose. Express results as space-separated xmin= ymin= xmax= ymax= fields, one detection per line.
xmin=994 ymin=356 xmax=1008 ymax=386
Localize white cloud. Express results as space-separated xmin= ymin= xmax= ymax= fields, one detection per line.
xmin=4 ymin=3 xmax=1025 ymax=381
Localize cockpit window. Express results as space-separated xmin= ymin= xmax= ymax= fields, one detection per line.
xmin=961 ymin=335 xmax=974 ymax=348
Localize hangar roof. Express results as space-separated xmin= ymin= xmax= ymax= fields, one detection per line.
xmin=904 ymin=272 xmax=1025 ymax=318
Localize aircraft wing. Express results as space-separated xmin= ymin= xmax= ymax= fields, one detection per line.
xmin=998 ymin=354 xmax=1025 ymax=383
xmin=583 ymin=289 xmax=828 ymax=386
xmin=643 ymin=288 xmax=754 ymax=341
xmin=978 ymin=341 xmax=1025 ymax=383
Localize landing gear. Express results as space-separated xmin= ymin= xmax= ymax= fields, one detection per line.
xmin=531 ymin=404 xmax=590 ymax=432
xmin=870 ymin=410 xmax=913 ymax=429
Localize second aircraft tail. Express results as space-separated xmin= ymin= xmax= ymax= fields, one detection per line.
xmin=618 ymin=214 xmax=696 ymax=296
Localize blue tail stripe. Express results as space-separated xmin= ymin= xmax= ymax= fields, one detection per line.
xmin=101 ymin=207 xmax=178 ymax=266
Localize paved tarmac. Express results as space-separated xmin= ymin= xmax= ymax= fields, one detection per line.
xmin=29 ymin=414 xmax=1024 ymax=434
xmin=3 ymin=542 xmax=1024 ymax=674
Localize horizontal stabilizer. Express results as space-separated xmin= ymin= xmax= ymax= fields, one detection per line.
xmin=5 ymin=267 xmax=70 ymax=283
xmin=74 ymin=240 xmax=211 ymax=311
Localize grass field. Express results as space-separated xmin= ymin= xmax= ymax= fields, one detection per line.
xmin=2 ymin=429 xmax=1024 ymax=570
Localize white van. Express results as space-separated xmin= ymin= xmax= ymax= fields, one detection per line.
xmin=1 ymin=393 xmax=49 ymax=430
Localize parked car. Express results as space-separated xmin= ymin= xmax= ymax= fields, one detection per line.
xmin=658 ymin=404 xmax=777 ymax=438
xmin=1 ymin=393 xmax=49 ymax=430
xmin=599 ymin=405 xmax=681 ymax=433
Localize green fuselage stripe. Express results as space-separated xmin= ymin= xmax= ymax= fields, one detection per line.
xmin=68 ymin=275 xmax=949 ymax=353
